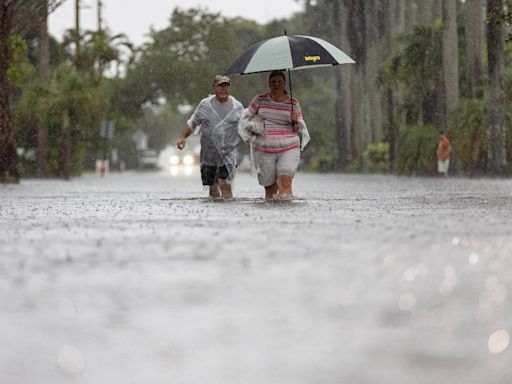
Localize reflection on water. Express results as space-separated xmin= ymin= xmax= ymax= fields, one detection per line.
xmin=57 ymin=346 xmax=85 ymax=374
xmin=468 ymin=252 xmax=479 ymax=265
xmin=58 ymin=298 xmax=76 ymax=319
xmin=439 ymin=265 xmax=457 ymax=296
xmin=399 ymin=293 xmax=416 ymax=311
xmin=488 ymin=329 xmax=510 ymax=354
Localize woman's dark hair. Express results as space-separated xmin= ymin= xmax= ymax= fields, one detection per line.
xmin=268 ymin=70 xmax=286 ymax=83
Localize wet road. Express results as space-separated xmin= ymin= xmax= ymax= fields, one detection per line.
xmin=1 ymin=170 xmax=511 ymax=384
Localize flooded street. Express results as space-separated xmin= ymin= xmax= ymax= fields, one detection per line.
xmin=1 ymin=170 xmax=511 ymax=384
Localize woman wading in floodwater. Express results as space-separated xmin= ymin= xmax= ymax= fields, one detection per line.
xmin=241 ymin=70 xmax=309 ymax=200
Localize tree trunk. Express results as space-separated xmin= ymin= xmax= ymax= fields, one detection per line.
xmin=465 ymin=0 xmax=484 ymax=99
xmin=433 ymin=0 xmax=443 ymax=21
xmin=416 ymin=0 xmax=434 ymax=26
xmin=0 ymin=1 xmax=19 ymax=183
xmin=442 ymin=0 xmax=460 ymax=115
xmin=386 ymin=0 xmax=413 ymax=167
xmin=387 ymin=85 xmax=398 ymax=171
xmin=396 ymin=0 xmax=407 ymax=32
xmin=486 ymin=0 xmax=506 ymax=174
xmin=404 ymin=0 xmax=415 ymax=29
xmin=333 ymin=0 xmax=350 ymax=170
xmin=345 ymin=0 xmax=367 ymax=164
xmin=74 ymin=0 xmax=81 ymax=70
xmin=61 ymin=110 xmax=72 ymax=179
xmin=334 ymin=70 xmax=350 ymax=170
xmin=36 ymin=0 xmax=49 ymax=177
xmin=432 ymin=0 xmax=445 ymax=131
xmin=366 ymin=0 xmax=383 ymax=142
xmin=37 ymin=1 xmax=49 ymax=80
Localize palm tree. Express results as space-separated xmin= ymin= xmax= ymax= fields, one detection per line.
xmin=62 ymin=28 xmax=134 ymax=78
xmin=82 ymin=29 xmax=134 ymax=78
xmin=0 ymin=0 xmax=63 ymax=183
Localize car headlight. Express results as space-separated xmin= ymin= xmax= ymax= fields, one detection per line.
xmin=183 ymin=154 xmax=194 ymax=165
xmin=169 ymin=155 xmax=180 ymax=165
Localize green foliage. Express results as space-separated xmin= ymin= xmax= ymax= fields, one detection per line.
xmin=15 ymin=64 xmax=110 ymax=176
xmin=107 ymin=73 xmax=154 ymax=118
xmin=489 ymin=1 xmax=512 ymax=42
xmin=294 ymin=74 xmax=337 ymax=171
xmin=133 ymin=8 xmax=260 ymax=105
xmin=124 ymin=8 xmax=301 ymax=109
xmin=396 ymin=125 xmax=438 ymax=175
xmin=7 ymin=36 xmax=35 ymax=87
xmin=447 ymin=98 xmax=512 ymax=176
xmin=378 ymin=25 xmax=442 ymax=125
xmin=81 ymin=30 xmax=134 ymax=77
xmin=60 ymin=26 xmax=135 ymax=81
xmin=138 ymin=104 xmax=189 ymax=151
xmin=304 ymin=151 xmax=336 ymax=172
xmin=448 ymin=98 xmax=488 ymax=175
xmin=363 ymin=142 xmax=389 ymax=173
xmin=53 ymin=66 xmax=110 ymax=174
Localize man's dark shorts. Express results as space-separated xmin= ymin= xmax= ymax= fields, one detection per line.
xmin=200 ymin=164 xmax=235 ymax=185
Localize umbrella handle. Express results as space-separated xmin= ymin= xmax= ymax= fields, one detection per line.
xmin=288 ymin=70 xmax=299 ymax=132
xmin=288 ymin=70 xmax=294 ymax=112
xmin=283 ymin=31 xmax=295 ymax=119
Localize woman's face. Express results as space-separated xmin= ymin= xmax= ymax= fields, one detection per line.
xmin=268 ymin=75 xmax=286 ymax=94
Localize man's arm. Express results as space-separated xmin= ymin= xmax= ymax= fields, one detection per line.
xmin=177 ymin=122 xmax=196 ymax=150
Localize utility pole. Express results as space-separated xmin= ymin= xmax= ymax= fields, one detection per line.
xmin=74 ymin=0 xmax=81 ymax=69
xmin=97 ymin=0 xmax=102 ymax=32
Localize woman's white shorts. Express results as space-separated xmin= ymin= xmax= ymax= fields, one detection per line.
xmin=253 ymin=148 xmax=300 ymax=186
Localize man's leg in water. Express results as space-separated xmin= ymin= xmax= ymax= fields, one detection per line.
xmin=218 ymin=178 xmax=232 ymax=199
xmin=201 ymin=164 xmax=220 ymax=198
xmin=209 ymin=182 xmax=221 ymax=198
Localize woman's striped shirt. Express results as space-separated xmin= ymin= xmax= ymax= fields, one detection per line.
xmin=246 ymin=93 xmax=304 ymax=153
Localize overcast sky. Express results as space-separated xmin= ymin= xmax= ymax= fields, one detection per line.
xmin=49 ymin=0 xmax=303 ymax=46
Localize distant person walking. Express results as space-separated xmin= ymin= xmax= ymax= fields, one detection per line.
xmin=437 ymin=131 xmax=452 ymax=178
xmin=177 ymin=75 xmax=244 ymax=199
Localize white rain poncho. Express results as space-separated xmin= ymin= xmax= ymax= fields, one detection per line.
xmin=188 ymin=95 xmax=244 ymax=176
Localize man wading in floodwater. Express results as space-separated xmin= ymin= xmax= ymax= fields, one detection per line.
xmin=177 ymin=75 xmax=244 ymax=199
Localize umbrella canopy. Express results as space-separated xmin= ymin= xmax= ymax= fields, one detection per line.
xmin=225 ymin=34 xmax=355 ymax=75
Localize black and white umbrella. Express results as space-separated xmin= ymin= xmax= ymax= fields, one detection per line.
xmin=224 ymin=34 xmax=355 ymax=106
xmin=225 ymin=34 xmax=355 ymax=75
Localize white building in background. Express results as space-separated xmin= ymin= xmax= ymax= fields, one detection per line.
xmin=131 ymin=129 xmax=159 ymax=168
xmin=131 ymin=129 xmax=148 ymax=151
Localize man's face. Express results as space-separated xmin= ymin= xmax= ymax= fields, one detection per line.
xmin=213 ymin=82 xmax=230 ymax=102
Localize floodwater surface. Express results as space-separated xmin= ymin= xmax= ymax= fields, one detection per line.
xmin=1 ymin=171 xmax=511 ymax=384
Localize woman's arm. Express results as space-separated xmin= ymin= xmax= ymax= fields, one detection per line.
xmin=244 ymin=95 xmax=261 ymax=119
